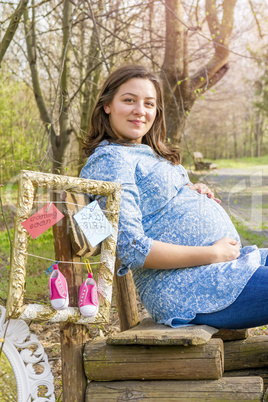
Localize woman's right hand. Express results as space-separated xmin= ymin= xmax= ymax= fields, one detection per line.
xmin=211 ymin=237 xmax=241 ymax=263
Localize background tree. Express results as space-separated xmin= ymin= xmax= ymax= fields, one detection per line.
xmin=0 ymin=0 xmax=267 ymax=178
xmin=162 ymin=0 xmax=237 ymax=144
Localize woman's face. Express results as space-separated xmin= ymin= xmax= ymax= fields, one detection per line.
xmin=104 ymin=78 xmax=157 ymax=143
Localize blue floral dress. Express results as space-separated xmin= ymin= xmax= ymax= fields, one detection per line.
xmin=80 ymin=141 xmax=267 ymax=327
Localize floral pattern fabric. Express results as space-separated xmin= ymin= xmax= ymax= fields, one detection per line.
xmin=80 ymin=141 xmax=266 ymax=327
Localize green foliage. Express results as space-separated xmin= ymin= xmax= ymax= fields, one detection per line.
xmin=0 ymin=353 xmax=17 ymax=401
xmin=0 ymin=228 xmax=55 ymax=303
xmin=0 ymin=70 xmax=47 ymax=183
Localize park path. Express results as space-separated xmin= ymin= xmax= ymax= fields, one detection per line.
xmin=195 ymin=167 xmax=268 ymax=248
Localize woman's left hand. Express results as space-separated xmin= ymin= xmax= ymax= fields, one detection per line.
xmin=186 ymin=183 xmax=221 ymax=203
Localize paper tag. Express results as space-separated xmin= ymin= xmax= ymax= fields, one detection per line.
xmin=21 ymin=203 xmax=64 ymax=239
xmin=73 ymin=201 xmax=113 ymax=247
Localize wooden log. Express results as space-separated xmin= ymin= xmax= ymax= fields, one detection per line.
xmin=83 ymin=338 xmax=224 ymax=381
xmin=107 ymin=317 xmax=218 ymax=346
xmin=224 ymin=368 xmax=268 ymax=389
xmin=114 ymin=259 xmax=139 ymax=331
xmin=85 ymin=377 xmax=264 ymax=401
xmin=53 ymin=192 xmax=87 ymax=402
xmin=224 ymin=335 xmax=268 ymax=371
xmin=213 ymin=328 xmax=249 ymax=341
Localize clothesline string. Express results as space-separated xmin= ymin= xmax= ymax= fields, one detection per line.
xmin=33 ymin=200 xmax=116 ymax=214
xmin=21 ymin=251 xmax=102 ymax=265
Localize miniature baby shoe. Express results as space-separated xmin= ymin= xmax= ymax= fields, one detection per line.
xmin=49 ymin=264 xmax=69 ymax=310
xmin=79 ymin=272 xmax=98 ymax=317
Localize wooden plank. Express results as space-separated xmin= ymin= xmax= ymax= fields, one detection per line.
xmin=107 ymin=317 xmax=218 ymax=346
xmin=53 ymin=192 xmax=87 ymax=402
xmin=114 ymin=258 xmax=139 ymax=331
xmin=83 ymin=338 xmax=223 ymax=381
xmin=224 ymin=335 xmax=268 ymax=371
xmin=213 ymin=328 xmax=249 ymax=341
xmin=85 ymin=377 xmax=264 ymax=401
xmin=63 ymin=191 xmax=100 ymax=257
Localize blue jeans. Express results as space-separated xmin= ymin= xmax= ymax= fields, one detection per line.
xmin=190 ymin=255 xmax=268 ymax=329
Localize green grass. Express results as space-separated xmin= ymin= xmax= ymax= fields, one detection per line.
xmin=0 ymin=228 xmax=55 ymax=303
xmin=213 ymin=155 xmax=268 ymax=170
xmin=231 ymin=216 xmax=267 ymax=248
xmin=26 ymin=228 xmax=55 ymax=303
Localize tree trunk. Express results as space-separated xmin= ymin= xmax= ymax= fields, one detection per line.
xmin=24 ymin=0 xmax=75 ymax=175
xmin=24 ymin=3 xmax=58 ymax=159
xmin=56 ymin=0 xmax=73 ymax=174
xmin=232 ymin=115 xmax=238 ymax=158
xmin=162 ymin=0 xmax=238 ymax=144
xmin=162 ymin=0 xmax=191 ymax=145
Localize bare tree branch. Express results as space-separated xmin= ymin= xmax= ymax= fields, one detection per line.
xmin=248 ymin=0 xmax=263 ymax=39
xmin=23 ymin=3 xmax=58 ymax=151
xmin=86 ymin=0 xmax=110 ymax=73
xmin=191 ymin=0 xmax=237 ymax=90
xmin=0 ymin=0 xmax=29 ymax=66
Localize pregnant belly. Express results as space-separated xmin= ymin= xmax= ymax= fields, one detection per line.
xmin=146 ymin=186 xmax=240 ymax=247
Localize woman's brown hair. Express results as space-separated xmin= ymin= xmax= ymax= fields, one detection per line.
xmin=82 ymin=65 xmax=181 ymax=164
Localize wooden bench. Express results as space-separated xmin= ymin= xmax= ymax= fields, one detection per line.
xmin=63 ymin=193 xmax=267 ymax=401
xmin=193 ymin=152 xmax=217 ymax=171
xmin=83 ymin=318 xmax=268 ymax=401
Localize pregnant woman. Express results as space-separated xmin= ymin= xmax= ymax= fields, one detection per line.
xmin=80 ymin=64 xmax=268 ymax=329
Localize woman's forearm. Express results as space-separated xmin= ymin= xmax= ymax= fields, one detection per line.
xmin=143 ymin=238 xmax=240 ymax=269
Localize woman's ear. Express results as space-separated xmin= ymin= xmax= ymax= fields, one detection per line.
xmin=104 ymin=104 xmax=110 ymax=114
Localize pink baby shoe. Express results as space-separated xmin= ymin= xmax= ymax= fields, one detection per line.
xmin=79 ymin=272 xmax=99 ymax=317
xmin=49 ymin=264 xmax=69 ymax=310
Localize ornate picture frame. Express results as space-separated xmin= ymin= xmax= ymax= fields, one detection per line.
xmin=6 ymin=170 xmax=121 ymax=324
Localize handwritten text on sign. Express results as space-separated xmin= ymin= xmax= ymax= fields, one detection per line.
xmin=73 ymin=201 xmax=113 ymax=247
xmin=21 ymin=203 xmax=64 ymax=239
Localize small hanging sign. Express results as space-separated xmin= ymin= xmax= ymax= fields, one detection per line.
xmin=21 ymin=203 xmax=64 ymax=239
xmin=73 ymin=200 xmax=113 ymax=247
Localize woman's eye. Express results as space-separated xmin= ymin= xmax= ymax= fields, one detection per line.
xmin=124 ymin=98 xmax=134 ymax=103
xmin=146 ymin=102 xmax=155 ymax=107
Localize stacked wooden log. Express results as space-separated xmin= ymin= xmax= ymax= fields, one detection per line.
xmin=83 ymin=318 xmax=267 ymax=401
xmin=221 ymin=334 xmax=268 ymax=392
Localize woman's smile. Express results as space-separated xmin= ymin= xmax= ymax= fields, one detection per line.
xmin=128 ymin=120 xmax=145 ymax=125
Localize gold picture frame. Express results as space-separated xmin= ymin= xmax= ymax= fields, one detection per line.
xmin=6 ymin=170 xmax=121 ymax=324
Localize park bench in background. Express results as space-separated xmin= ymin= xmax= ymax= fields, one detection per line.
xmin=193 ymin=151 xmax=217 ymax=171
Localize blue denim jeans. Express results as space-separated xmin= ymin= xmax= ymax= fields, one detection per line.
xmin=190 ymin=255 xmax=268 ymax=329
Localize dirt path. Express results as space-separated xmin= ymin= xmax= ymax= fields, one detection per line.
xmin=195 ymin=167 xmax=268 ymax=247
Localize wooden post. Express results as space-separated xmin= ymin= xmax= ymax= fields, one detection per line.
xmin=53 ymin=192 xmax=87 ymax=402
xmin=114 ymin=259 xmax=139 ymax=331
